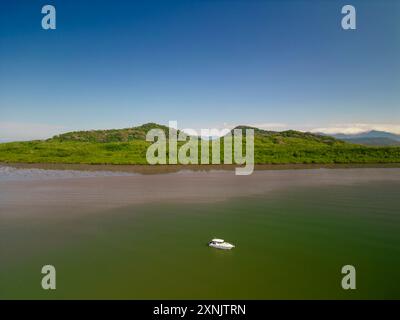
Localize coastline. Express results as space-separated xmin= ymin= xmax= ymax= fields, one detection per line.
xmin=2 ymin=162 xmax=400 ymax=174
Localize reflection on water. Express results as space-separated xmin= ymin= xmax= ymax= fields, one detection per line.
xmin=0 ymin=165 xmax=135 ymax=181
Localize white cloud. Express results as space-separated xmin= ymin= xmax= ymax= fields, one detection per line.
xmin=218 ymin=122 xmax=289 ymax=132
xmin=248 ymin=122 xmax=288 ymax=131
xmin=0 ymin=122 xmax=66 ymax=142
xmin=182 ymin=127 xmax=231 ymax=138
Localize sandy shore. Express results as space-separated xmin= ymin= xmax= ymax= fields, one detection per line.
xmin=1 ymin=165 xmax=400 ymax=217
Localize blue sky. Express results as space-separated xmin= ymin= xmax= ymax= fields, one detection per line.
xmin=0 ymin=0 xmax=399 ymax=140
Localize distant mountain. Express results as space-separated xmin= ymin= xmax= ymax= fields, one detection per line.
xmin=327 ymin=130 xmax=400 ymax=146
xmin=339 ymin=137 xmax=400 ymax=146
xmin=331 ymin=130 xmax=400 ymax=141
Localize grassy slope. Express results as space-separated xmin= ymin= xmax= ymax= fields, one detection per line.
xmin=1 ymin=123 xmax=400 ymax=165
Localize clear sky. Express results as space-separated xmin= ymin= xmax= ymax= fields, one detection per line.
xmin=0 ymin=0 xmax=399 ymax=141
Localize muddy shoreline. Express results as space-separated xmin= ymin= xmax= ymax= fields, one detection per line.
xmin=2 ymin=162 xmax=400 ymax=174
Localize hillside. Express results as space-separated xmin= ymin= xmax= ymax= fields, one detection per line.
xmin=0 ymin=123 xmax=400 ymax=165
xmin=232 ymin=125 xmax=343 ymax=146
xmin=51 ymin=123 xmax=179 ymax=142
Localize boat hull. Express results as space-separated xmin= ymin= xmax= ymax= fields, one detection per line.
xmin=208 ymin=243 xmax=235 ymax=250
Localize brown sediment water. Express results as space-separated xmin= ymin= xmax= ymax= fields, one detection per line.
xmin=1 ymin=165 xmax=400 ymax=217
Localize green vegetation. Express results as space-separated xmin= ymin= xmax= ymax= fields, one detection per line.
xmin=51 ymin=123 xmax=178 ymax=143
xmin=0 ymin=123 xmax=399 ymax=165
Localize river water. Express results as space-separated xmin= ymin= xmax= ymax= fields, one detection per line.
xmin=1 ymin=166 xmax=399 ymax=298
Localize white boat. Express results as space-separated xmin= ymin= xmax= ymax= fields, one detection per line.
xmin=208 ymin=238 xmax=235 ymax=250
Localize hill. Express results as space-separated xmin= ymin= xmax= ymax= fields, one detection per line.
xmin=51 ymin=123 xmax=179 ymax=142
xmin=0 ymin=123 xmax=399 ymax=165
xmin=232 ymin=126 xmax=342 ymax=145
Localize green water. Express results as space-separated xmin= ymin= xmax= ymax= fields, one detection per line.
xmin=1 ymin=182 xmax=400 ymax=299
